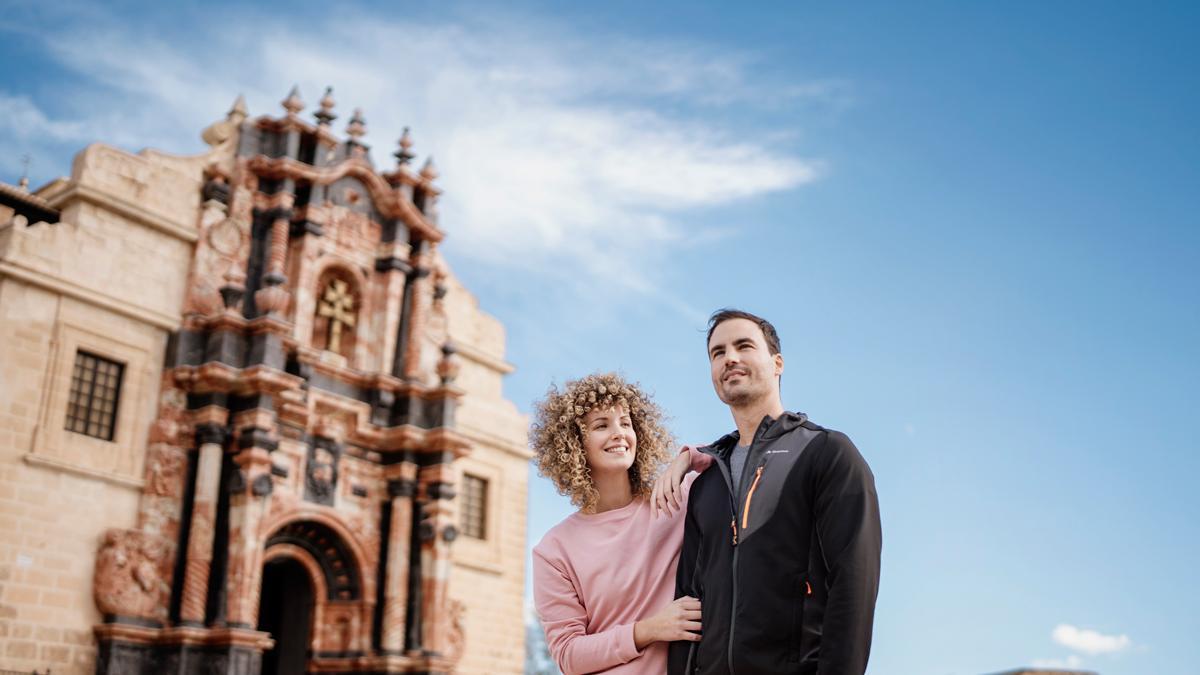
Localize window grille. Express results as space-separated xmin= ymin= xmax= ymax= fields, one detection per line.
xmin=460 ymin=474 xmax=488 ymax=540
xmin=65 ymin=350 xmax=123 ymax=441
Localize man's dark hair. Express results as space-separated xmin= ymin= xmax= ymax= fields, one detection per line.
xmin=706 ymin=308 xmax=782 ymax=356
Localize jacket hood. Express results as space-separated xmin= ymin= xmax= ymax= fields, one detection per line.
xmin=708 ymin=411 xmax=809 ymax=456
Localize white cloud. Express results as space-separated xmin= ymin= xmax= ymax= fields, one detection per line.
xmin=1032 ymin=654 xmax=1085 ymax=669
xmin=1052 ymin=623 xmax=1132 ymax=656
xmin=2 ymin=4 xmax=835 ymax=318
xmin=0 ymin=93 xmax=90 ymax=142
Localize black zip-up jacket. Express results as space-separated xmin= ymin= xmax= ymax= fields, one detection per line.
xmin=668 ymin=412 xmax=881 ymax=675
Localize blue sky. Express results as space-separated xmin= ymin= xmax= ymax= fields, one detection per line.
xmin=3 ymin=2 xmax=1198 ymax=673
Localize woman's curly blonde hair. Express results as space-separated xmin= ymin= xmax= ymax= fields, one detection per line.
xmin=531 ymin=372 xmax=674 ymax=512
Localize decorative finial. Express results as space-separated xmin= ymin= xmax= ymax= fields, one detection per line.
xmin=18 ymin=154 xmax=30 ymax=191
xmin=420 ymin=157 xmax=439 ymax=181
xmin=281 ymin=85 xmax=304 ymax=115
xmin=437 ymin=341 xmax=461 ymax=384
xmin=228 ymin=94 xmax=248 ymax=121
xmin=314 ymin=86 xmax=336 ymax=126
xmin=219 ymin=264 xmax=247 ymax=312
xmin=394 ymin=127 xmax=415 ymax=166
xmin=346 ymin=108 xmax=367 ymax=141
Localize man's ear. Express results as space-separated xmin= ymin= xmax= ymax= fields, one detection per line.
xmin=774 ymin=353 xmax=784 ymax=377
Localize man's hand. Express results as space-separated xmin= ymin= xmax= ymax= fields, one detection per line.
xmin=651 ymin=448 xmax=691 ymax=518
xmin=633 ymin=596 xmax=702 ymax=648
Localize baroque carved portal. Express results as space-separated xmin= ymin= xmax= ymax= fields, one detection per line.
xmin=90 ymin=87 xmax=474 ymax=675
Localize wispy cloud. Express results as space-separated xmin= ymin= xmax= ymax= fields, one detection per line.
xmin=1051 ymin=623 xmax=1133 ymax=656
xmin=0 ymin=93 xmax=90 ymax=143
xmin=2 ymin=3 xmax=837 ymax=319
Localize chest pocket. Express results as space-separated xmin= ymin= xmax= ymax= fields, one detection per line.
xmin=737 ymin=428 xmax=820 ymax=542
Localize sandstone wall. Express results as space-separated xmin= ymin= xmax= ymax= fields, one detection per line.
xmin=444 ymin=274 xmax=531 ymax=675
xmin=0 ymin=143 xmax=199 ymax=673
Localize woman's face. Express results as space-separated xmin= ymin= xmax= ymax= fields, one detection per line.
xmin=581 ymin=405 xmax=637 ymax=476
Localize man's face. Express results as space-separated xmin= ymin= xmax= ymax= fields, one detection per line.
xmin=708 ymin=318 xmax=784 ymax=407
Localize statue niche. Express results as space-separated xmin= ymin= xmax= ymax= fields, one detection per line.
xmin=312 ymin=269 xmax=360 ymax=361
xmin=305 ymin=436 xmax=341 ymax=506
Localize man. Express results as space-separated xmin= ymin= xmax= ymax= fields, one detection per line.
xmin=664 ymin=308 xmax=881 ymax=674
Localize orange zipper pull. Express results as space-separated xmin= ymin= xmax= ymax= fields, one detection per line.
xmin=741 ymin=466 xmax=765 ymax=529
xmin=805 ymin=581 xmax=813 ymax=596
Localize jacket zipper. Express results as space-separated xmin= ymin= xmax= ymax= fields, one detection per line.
xmin=729 ymin=458 xmax=768 ymax=674
xmin=741 ymin=466 xmax=764 ymax=529
xmin=707 ymin=439 xmax=771 ymax=675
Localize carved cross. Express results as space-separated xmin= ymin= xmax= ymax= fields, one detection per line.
xmin=317 ymin=279 xmax=356 ymax=353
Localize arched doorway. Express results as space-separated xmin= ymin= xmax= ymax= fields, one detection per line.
xmin=257 ymin=557 xmax=315 ymax=675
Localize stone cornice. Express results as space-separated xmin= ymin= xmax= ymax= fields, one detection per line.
xmin=45 ymin=183 xmax=198 ymax=244
xmin=0 ymin=260 xmax=179 ymax=330
xmin=457 ymin=424 xmax=533 ymax=460
xmin=452 ymin=340 xmax=515 ymax=375
xmin=246 ymin=155 xmax=443 ymax=243
xmin=24 ymin=452 xmax=145 ymax=490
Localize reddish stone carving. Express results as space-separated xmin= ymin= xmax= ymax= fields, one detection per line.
xmin=93 ymin=529 xmax=171 ymax=622
xmin=445 ymin=598 xmax=465 ymax=664
xmin=254 ymin=283 xmax=291 ymax=315
xmin=144 ymin=445 xmax=187 ymax=498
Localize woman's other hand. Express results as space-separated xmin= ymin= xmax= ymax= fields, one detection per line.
xmin=651 ymin=448 xmax=690 ymax=518
xmin=633 ymin=596 xmax=702 ymax=648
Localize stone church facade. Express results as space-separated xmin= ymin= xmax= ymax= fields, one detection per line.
xmin=0 ymin=88 xmax=530 ymax=674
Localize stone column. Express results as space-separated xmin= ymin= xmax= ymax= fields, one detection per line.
xmin=380 ymin=461 xmax=418 ymax=654
xmin=223 ymin=431 xmax=277 ymax=628
xmin=179 ymin=423 xmax=228 ymax=625
xmin=418 ymin=461 xmax=458 ymax=656
xmin=254 ymin=201 xmax=294 ymax=318
xmin=372 ymin=242 xmax=412 ymax=375
xmin=266 ymin=205 xmax=291 ymax=281
xmin=400 ymin=261 xmax=433 ymax=381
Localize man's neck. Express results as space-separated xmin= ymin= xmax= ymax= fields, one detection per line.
xmin=731 ymin=397 xmax=786 ymax=445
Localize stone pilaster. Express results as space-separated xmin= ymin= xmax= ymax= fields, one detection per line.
xmin=372 ymin=243 xmax=412 ymax=375
xmin=417 ymin=461 xmax=457 ymax=656
xmin=400 ymin=261 xmax=433 ymax=381
xmin=223 ymin=433 xmax=277 ymax=628
xmin=380 ymin=462 xmax=418 ymax=654
xmin=179 ymin=423 xmax=228 ymax=625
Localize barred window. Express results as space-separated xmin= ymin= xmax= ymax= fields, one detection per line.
xmin=460 ymin=474 xmax=488 ymax=540
xmin=65 ymin=351 xmax=124 ymax=441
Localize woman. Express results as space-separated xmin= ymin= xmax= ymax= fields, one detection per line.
xmin=531 ymin=372 xmax=710 ymax=674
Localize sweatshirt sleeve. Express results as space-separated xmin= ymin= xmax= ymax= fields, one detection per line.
xmin=812 ymin=431 xmax=882 ymax=675
xmin=532 ymin=545 xmax=643 ymax=674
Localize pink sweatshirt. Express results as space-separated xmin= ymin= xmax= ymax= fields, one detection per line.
xmin=532 ymin=450 xmax=711 ymax=675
